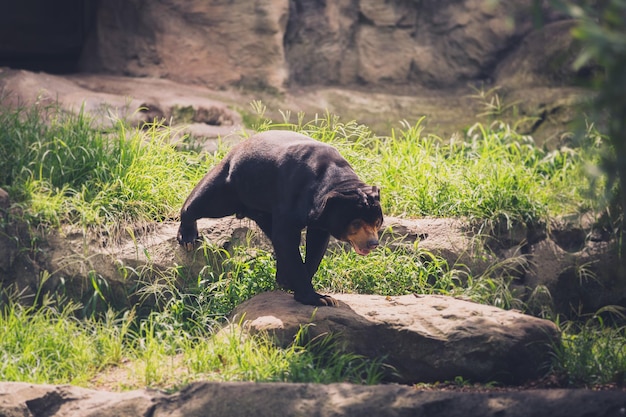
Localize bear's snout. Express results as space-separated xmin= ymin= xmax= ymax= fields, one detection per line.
xmin=367 ymin=238 xmax=379 ymax=250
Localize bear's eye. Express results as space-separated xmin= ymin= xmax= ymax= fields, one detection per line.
xmin=348 ymin=219 xmax=363 ymax=232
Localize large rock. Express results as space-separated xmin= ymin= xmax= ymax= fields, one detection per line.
xmin=230 ymin=291 xmax=560 ymax=385
xmin=0 ymin=69 xmax=244 ymax=141
xmin=80 ymin=0 xmax=290 ymax=90
xmin=1 ymin=381 xmax=625 ymax=417
xmin=0 ymin=382 xmax=159 ymax=417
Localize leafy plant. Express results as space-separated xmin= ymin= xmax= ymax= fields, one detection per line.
xmin=468 ymin=85 xmax=521 ymax=118
xmin=552 ymin=309 xmax=626 ymax=387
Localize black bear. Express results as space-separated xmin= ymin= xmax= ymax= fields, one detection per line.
xmin=177 ymin=130 xmax=383 ymax=306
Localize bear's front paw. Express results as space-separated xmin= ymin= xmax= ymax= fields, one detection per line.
xmin=294 ymin=292 xmax=338 ymax=307
xmin=317 ymin=294 xmax=339 ymax=307
xmin=177 ymin=222 xmax=199 ymax=251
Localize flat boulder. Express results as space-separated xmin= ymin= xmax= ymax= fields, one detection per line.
xmin=230 ymin=291 xmax=560 ymax=384
xmin=2 ymin=381 xmax=625 ymax=417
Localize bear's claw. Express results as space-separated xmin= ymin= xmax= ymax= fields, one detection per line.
xmin=177 ymin=222 xmax=199 ymax=252
xmin=295 ymin=292 xmax=338 ymax=307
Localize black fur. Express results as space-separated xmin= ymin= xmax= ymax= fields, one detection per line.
xmin=177 ymin=130 xmax=383 ymax=306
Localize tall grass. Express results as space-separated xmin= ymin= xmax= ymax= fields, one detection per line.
xmin=0 ymin=301 xmax=129 ymax=385
xmin=183 ymin=323 xmax=384 ymax=385
xmin=1 ymin=101 xmax=604 ymax=235
xmin=132 ymin=243 xmax=278 ymax=328
xmin=1 ymin=103 xmax=222 ymax=233
xmin=0 ymin=295 xmax=384 ymax=390
xmin=316 ymin=245 xmax=468 ymax=297
xmin=552 ymin=311 xmax=626 ymax=387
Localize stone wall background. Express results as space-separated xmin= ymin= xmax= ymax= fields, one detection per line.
xmin=0 ymin=0 xmax=578 ymax=92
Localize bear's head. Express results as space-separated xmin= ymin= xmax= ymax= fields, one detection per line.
xmin=316 ymin=186 xmax=383 ymax=256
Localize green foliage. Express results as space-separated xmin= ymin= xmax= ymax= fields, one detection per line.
xmin=184 ymin=323 xmax=384 ymax=385
xmin=316 ymin=245 xmax=468 ymax=297
xmin=0 ymin=300 xmax=131 ymax=385
xmin=0 ymin=98 xmax=619 ymax=390
xmin=132 ymin=242 xmax=278 ymax=329
xmin=552 ymin=310 xmax=626 ymax=387
xmin=0 ymin=291 xmax=384 ymax=389
xmin=0 ymin=103 xmax=222 ymax=233
xmin=1 ymin=100 xmax=604 ymax=234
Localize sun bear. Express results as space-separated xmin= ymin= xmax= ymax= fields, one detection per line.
xmin=177 ymin=130 xmax=383 ymax=306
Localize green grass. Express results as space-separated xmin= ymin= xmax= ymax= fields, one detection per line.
xmin=552 ymin=311 xmax=626 ymax=387
xmin=316 ymin=245 xmax=468 ymax=297
xmin=1 ymin=102 xmax=223 ymax=233
xmin=0 ymin=297 xmax=383 ymax=390
xmin=132 ymin=243 xmax=279 ymax=325
xmin=0 ymin=301 xmax=127 ymax=385
xmin=290 ymin=115 xmax=603 ymax=226
xmin=1 ymin=101 xmax=605 ymax=234
xmin=0 ymin=101 xmax=620 ymax=389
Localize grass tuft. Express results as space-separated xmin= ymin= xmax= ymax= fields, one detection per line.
xmin=1 ymin=103 xmax=224 ymax=235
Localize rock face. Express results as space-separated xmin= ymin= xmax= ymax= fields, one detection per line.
xmin=81 ymin=0 xmax=290 ymax=90
xmin=80 ymin=0 xmax=574 ymax=92
xmin=286 ymin=0 xmax=547 ymax=88
xmin=2 ymin=381 xmax=625 ymax=417
xmin=230 ymin=291 xmax=559 ymax=385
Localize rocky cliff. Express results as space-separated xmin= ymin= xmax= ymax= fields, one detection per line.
xmin=79 ymin=0 xmax=579 ymax=92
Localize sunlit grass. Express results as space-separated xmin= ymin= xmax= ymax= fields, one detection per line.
xmin=1 ymin=103 xmax=223 ymax=234
xmin=0 ymin=301 xmax=129 ymax=385
xmin=1 ymin=101 xmax=606 ymax=236
xmin=316 ymin=245 xmax=468 ymax=297
xmin=285 ymin=114 xmax=604 ymax=226
xmin=0 ymin=297 xmax=384 ymax=391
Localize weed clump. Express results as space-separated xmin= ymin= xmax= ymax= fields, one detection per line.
xmin=0 ymin=103 xmax=223 ymax=235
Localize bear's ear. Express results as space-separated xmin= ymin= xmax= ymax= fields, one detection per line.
xmin=368 ymin=186 xmax=380 ymax=204
xmin=357 ymin=188 xmax=369 ymax=206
